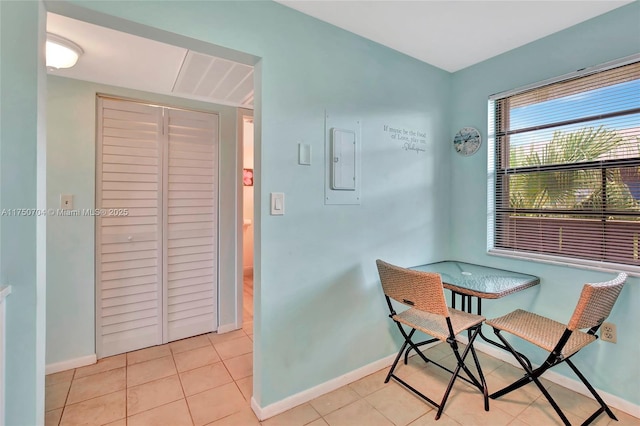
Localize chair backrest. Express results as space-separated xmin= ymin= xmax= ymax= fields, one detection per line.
xmin=376 ymin=259 xmax=449 ymax=317
xmin=567 ymin=273 xmax=627 ymax=331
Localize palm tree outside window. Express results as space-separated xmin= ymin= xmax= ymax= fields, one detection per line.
xmin=488 ymin=59 xmax=640 ymax=269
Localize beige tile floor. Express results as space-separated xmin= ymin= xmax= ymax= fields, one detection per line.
xmin=45 ymin=275 xmax=639 ymax=425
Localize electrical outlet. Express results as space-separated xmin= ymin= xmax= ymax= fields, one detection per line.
xmin=601 ymin=322 xmax=617 ymax=343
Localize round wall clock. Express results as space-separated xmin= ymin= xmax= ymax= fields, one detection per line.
xmin=453 ymin=127 xmax=482 ymax=156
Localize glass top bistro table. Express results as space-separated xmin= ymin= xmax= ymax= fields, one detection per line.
xmin=410 ymin=260 xmax=541 ymax=367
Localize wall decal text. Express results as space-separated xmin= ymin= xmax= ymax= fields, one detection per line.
xmin=383 ymin=125 xmax=426 ymax=154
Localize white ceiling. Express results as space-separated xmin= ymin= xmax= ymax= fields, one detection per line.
xmin=276 ymin=0 xmax=632 ymax=72
xmin=46 ymin=1 xmax=631 ymax=105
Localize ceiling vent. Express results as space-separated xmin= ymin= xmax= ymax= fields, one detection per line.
xmin=173 ymin=51 xmax=254 ymax=108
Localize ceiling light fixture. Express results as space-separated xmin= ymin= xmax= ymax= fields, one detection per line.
xmin=46 ymin=33 xmax=83 ymax=69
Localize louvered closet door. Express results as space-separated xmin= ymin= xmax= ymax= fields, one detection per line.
xmin=165 ymin=108 xmax=219 ymax=342
xmin=97 ymin=98 xmax=163 ymax=358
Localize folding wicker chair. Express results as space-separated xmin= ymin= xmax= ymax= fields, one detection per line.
xmin=376 ymin=259 xmax=489 ymax=420
xmin=486 ymin=272 xmax=627 ymax=426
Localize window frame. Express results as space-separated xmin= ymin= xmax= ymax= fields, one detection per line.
xmin=487 ymin=54 xmax=640 ymax=276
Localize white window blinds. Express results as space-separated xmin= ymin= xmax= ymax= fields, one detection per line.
xmin=489 ymin=59 xmax=640 ymax=269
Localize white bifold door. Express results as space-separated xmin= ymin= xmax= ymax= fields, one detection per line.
xmin=96 ymin=97 xmax=219 ymax=358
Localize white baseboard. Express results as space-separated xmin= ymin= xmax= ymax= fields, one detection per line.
xmin=217 ymin=323 xmax=240 ymax=334
xmin=45 ymin=354 xmax=97 ymax=375
xmin=46 ymin=325 xmax=243 ymax=376
xmin=250 ymin=397 xmax=263 ymax=420
xmin=250 ymin=337 xmax=639 ymax=421
xmin=251 ymin=342 xmax=440 ymax=421
xmin=251 ymin=354 xmax=397 ymax=421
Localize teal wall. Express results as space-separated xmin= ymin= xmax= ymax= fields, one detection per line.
xmin=59 ymin=0 xmax=452 ymax=407
xmin=0 ymin=1 xmax=47 ymax=424
xmin=46 ymin=76 xmax=241 ymax=365
xmin=450 ymin=2 xmax=640 ymax=404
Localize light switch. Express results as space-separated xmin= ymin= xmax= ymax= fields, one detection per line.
xmin=271 ymin=192 xmax=285 ymax=215
xmin=298 ymin=143 xmax=311 ymax=165
xmin=60 ymin=194 xmax=73 ymax=210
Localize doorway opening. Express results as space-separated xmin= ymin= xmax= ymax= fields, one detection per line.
xmin=43 ymin=4 xmax=260 ymax=370
xmin=240 ymin=111 xmax=254 ymax=328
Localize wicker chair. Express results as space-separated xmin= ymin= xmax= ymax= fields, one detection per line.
xmin=486 ymin=272 xmax=627 ymax=426
xmin=376 ymin=259 xmax=489 ymax=420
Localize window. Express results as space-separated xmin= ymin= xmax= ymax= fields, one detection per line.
xmin=488 ymin=58 xmax=640 ymax=271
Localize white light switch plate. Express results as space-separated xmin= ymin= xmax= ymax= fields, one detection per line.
xmin=298 ymin=143 xmax=311 ymax=165
xmin=271 ymin=192 xmax=285 ymax=215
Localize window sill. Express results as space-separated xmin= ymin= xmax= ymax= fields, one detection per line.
xmin=487 ymin=249 xmax=640 ymax=278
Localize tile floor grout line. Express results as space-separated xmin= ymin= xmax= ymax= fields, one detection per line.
xmin=57 ymin=368 xmax=75 ymax=425
xmin=56 ymin=379 xmax=72 ymax=426
xmin=172 ymin=346 xmax=197 ymax=426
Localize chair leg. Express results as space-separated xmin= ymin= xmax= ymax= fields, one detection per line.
xmin=404 ymin=337 xmax=439 ymax=364
xmin=397 ymin=326 xmax=438 ymax=368
xmin=490 ymin=365 xmax=541 ymax=399
xmin=385 ymin=339 xmax=409 ymax=383
xmin=534 ymin=376 xmax=572 ymax=426
xmin=387 ymin=321 xmax=488 ymax=420
xmin=389 ymin=325 xmax=438 ymax=378
xmin=386 ymin=326 xmax=416 ymax=383
xmin=467 ymin=329 xmax=489 ymax=412
xmin=489 ymin=329 xmax=552 ymax=398
xmin=490 ymin=330 xmax=572 ymax=426
xmin=435 ymin=327 xmax=488 ymax=419
xmin=435 ymin=345 xmax=465 ymax=420
xmin=565 ymin=359 xmax=617 ymax=424
xmin=386 ymin=323 xmax=442 ymax=410
xmin=455 ymin=328 xmax=487 ymax=392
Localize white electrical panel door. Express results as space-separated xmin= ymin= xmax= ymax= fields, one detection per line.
xmin=165 ymin=108 xmax=218 ymax=343
xmin=324 ymin=113 xmax=361 ymax=205
xmin=331 ymin=128 xmax=356 ymax=190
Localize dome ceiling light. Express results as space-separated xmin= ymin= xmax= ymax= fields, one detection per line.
xmin=46 ymin=33 xmax=83 ymax=69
